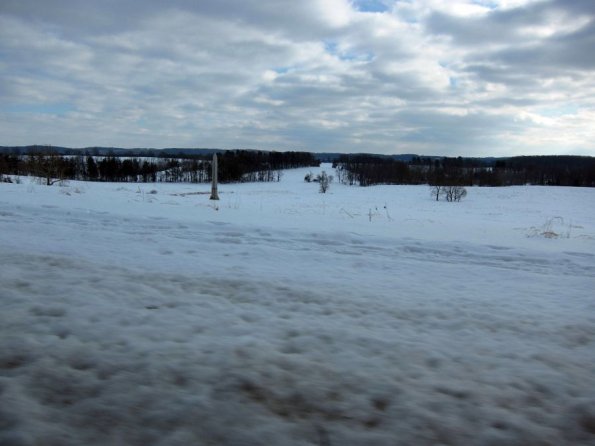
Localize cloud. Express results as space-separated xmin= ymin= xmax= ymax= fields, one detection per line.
xmin=0 ymin=0 xmax=594 ymax=155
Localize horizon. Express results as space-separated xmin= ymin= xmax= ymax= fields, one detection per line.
xmin=1 ymin=144 xmax=594 ymax=160
xmin=1 ymin=1 xmax=595 ymax=157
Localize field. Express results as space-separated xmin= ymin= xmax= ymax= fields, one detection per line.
xmin=1 ymin=165 xmax=594 ymax=445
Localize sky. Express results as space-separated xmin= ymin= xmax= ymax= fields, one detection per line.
xmin=1 ymin=0 xmax=594 ymax=157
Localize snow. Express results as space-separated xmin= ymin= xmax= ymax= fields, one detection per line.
xmin=1 ymin=165 xmax=595 ymax=445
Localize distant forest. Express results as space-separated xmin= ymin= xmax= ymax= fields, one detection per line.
xmin=1 ymin=146 xmax=594 ymax=187
xmin=0 ymin=148 xmax=318 ymax=184
xmin=334 ymin=154 xmax=595 ymax=187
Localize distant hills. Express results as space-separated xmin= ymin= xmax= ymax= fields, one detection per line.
xmin=0 ymin=146 xmax=589 ymax=167
xmin=0 ymin=145 xmax=491 ymax=163
xmin=0 ymin=145 xmax=224 ymax=158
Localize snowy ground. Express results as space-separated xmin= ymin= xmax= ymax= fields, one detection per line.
xmin=1 ymin=165 xmax=595 ymax=445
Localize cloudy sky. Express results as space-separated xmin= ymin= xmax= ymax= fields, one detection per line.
xmin=1 ymin=0 xmax=594 ymax=156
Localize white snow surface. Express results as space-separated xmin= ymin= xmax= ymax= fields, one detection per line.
xmin=1 ymin=165 xmax=595 ymax=445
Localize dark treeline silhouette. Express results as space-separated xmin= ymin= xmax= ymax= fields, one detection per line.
xmin=217 ymin=150 xmax=318 ymax=182
xmin=493 ymin=156 xmax=595 ymax=187
xmin=333 ymin=155 xmax=595 ymax=187
xmin=0 ymin=148 xmax=319 ymax=184
xmin=334 ymin=154 xmax=418 ymax=186
xmin=2 ymin=146 xmax=594 ymax=187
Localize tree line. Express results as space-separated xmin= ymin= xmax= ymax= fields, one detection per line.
xmin=333 ymin=154 xmax=595 ymax=187
xmin=0 ymin=149 xmax=319 ymax=184
xmin=2 ymin=148 xmax=594 ymax=187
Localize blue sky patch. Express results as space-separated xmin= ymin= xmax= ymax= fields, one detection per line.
xmin=538 ymin=105 xmax=579 ymax=117
xmin=273 ymin=66 xmax=293 ymax=74
xmin=324 ymin=40 xmax=374 ymax=62
xmin=352 ymin=0 xmax=389 ymax=13
xmin=3 ymin=103 xmax=74 ymax=116
xmin=472 ymin=0 xmax=498 ymax=9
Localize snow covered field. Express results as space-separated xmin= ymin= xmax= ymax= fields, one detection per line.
xmin=1 ymin=165 xmax=594 ymax=445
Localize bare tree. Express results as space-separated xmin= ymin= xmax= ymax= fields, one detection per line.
xmin=317 ymin=171 xmax=333 ymax=193
xmin=443 ymin=185 xmax=467 ymax=202
xmin=430 ymin=184 xmax=467 ymax=202
xmin=430 ymin=185 xmax=443 ymax=201
xmin=452 ymin=186 xmax=467 ymax=202
xmin=29 ymin=149 xmax=66 ymax=185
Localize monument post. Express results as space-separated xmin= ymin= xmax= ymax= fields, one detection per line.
xmin=210 ymin=153 xmax=219 ymax=200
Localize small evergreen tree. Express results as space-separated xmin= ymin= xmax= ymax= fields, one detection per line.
xmin=86 ymin=156 xmax=98 ymax=180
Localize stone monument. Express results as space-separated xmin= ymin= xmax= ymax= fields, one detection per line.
xmin=210 ymin=153 xmax=219 ymax=200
